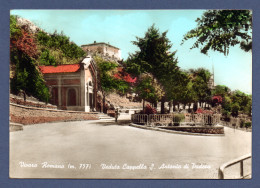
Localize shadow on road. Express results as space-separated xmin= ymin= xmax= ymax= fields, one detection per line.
xmin=94 ymin=120 xmax=131 ymax=126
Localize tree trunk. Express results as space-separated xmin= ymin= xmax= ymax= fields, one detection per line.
xmin=183 ymin=103 xmax=186 ymax=111
xmin=161 ymin=96 xmax=165 ymax=114
xmin=168 ymin=101 xmax=172 ymax=113
xmin=102 ymin=94 xmax=106 ymax=113
xmin=172 ymin=100 xmax=176 ymax=112
xmin=143 ymin=99 xmax=145 ymax=113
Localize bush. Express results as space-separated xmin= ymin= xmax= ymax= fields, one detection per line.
xmin=240 ymin=119 xmax=245 ymax=128
xmin=245 ymin=122 xmax=252 ymax=129
xmin=173 ymin=114 xmax=185 ymax=126
xmin=37 ymin=31 xmax=85 ymax=59
xmin=144 ymin=104 xmax=157 ymax=115
xmin=231 ymin=103 xmax=240 ymax=117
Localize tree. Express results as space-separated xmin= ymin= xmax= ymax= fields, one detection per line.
xmin=94 ymin=55 xmax=129 ymax=113
xmin=212 ymin=85 xmax=231 ymax=97
xmin=126 ymin=25 xmax=179 ymax=113
xmin=189 ymin=68 xmax=212 ymax=108
xmin=134 ymin=73 xmax=164 ymax=111
xmin=182 ymin=10 xmax=252 ymax=55
xmin=10 ymin=15 xmax=50 ymax=102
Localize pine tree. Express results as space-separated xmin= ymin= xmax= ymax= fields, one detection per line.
xmin=126 ymin=25 xmax=179 ymax=113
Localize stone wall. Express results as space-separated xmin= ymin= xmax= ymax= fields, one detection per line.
xmin=10 ymin=94 xmax=57 ymax=109
xmin=10 ymin=103 xmax=98 ymax=125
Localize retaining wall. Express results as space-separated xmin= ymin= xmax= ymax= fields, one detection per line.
xmin=10 ymin=103 xmax=98 ymax=125
xmin=159 ymin=126 xmax=224 ymax=134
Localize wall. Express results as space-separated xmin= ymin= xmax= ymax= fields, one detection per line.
xmin=82 ymin=43 xmax=121 ymax=60
xmin=10 ymin=103 xmax=98 ymax=125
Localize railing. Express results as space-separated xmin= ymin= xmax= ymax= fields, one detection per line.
xmin=131 ymin=113 xmax=221 ymax=126
xmin=218 ymin=153 xmax=251 ymax=179
xmin=149 ymin=114 xmax=176 ymax=126
xmin=131 ymin=114 xmax=148 ymax=125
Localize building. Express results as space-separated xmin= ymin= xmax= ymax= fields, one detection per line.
xmin=81 ymin=41 xmax=121 ymax=61
xmin=39 ymin=56 xmax=98 ymax=112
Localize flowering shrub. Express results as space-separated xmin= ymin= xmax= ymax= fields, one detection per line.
xmin=195 ymin=108 xmax=213 ymax=114
xmin=11 ymin=29 xmax=38 ymax=58
xmin=144 ymin=104 xmax=157 ymax=114
xmin=212 ymin=95 xmax=222 ymax=103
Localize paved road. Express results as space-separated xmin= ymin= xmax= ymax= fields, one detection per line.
xmin=10 ymin=119 xmax=251 ymax=179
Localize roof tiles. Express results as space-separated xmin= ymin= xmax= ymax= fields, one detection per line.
xmin=39 ymin=64 xmax=80 ymax=74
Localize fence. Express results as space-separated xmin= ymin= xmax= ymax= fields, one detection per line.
xmin=131 ymin=113 xmax=221 ymax=126
xmin=131 ymin=114 xmax=148 ymax=125
xmin=218 ymin=153 xmax=251 ymax=179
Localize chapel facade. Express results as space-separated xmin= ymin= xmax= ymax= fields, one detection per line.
xmin=39 ymin=56 xmax=98 ymax=112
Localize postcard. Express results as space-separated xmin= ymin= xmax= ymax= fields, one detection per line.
xmin=9 ymin=9 xmax=252 ymax=179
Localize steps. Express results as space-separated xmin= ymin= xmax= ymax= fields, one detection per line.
xmin=97 ymin=113 xmax=114 ymax=120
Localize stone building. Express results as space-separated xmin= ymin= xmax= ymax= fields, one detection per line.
xmin=39 ymin=56 xmax=98 ymax=112
xmin=81 ymin=41 xmax=121 ymax=61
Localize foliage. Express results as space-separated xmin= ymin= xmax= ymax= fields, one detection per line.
xmin=126 ymin=25 xmax=179 ymax=113
xmin=10 ymin=16 xmax=87 ymax=102
xmin=10 ymin=52 xmax=50 ymax=102
xmin=173 ymin=114 xmax=185 ymax=126
xmin=134 ymin=73 xmax=163 ymax=104
xmin=182 ymin=10 xmax=252 ymax=55
xmin=212 ymin=85 xmax=230 ymax=97
xmin=126 ymin=25 xmax=178 ymax=79
xmin=10 ymin=16 xmax=38 ymax=59
xmin=189 ymin=68 xmax=212 ymax=104
xmin=10 ymin=15 xmax=21 ymax=41
xmin=231 ymin=102 xmax=240 ymax=117
xmin=10 ymin=15 xmax=50 ymax=102
xmin=39 ymin=49 xmax=56 ymax=65
xmin=94 ymin=55 xmax=129 ymax=96
xmin=245 ymin=122 xmax=252 ymax=129
xmin=144 ymin=104 xmax=157 ymax=115
xmin=37 ymin=30 xmax=85 ymax=63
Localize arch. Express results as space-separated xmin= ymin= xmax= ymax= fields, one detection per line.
xmin=67 ymin=88 xmax=77 ymax=106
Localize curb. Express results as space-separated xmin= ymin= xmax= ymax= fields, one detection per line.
xmin=129 ymin=123 xmax=225 ymax=136
xmin=10 ymin=122 xmax=23 ymax=132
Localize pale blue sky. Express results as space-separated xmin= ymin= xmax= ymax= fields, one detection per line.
xmin=11 ymin=10 xmax=252 ymax=94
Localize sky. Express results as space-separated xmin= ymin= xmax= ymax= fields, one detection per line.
xmin=11 ymin=10 xmax=252 ymax=94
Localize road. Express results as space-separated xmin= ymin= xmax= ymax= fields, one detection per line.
xmin=10 ymin=118 xmax=251 ymax=179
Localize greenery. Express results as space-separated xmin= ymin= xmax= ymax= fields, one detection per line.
xmin=10 ymin=51 xmax=50 ymax=102
xmin=245 ymin=122 xmax=252 ymax=129
xmin=94 ymin=55 xmax=129 ymax=112
xmin=10 ymin=16 xmax=87 ymax=102
xmin=37 ymin=30 xmax=85 ymax=61
xmin=10 ymin=15 xmax=50 ymax=102
xmin=182 ymin=10 xmax=252 ymax=55
xmin=173 ymin=114 xmax=185 ymax=126
xmin=39 ymin=49 xmax=56 ymax=65
xmin=189 ymin=68 xmax=212 ymax=106
xmin=126 ymin=25 xmax=179 ymax=113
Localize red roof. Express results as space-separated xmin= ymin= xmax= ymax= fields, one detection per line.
xmin=39 ymin=64 xmax=80 ymax=74
xmin=114 ymin=67 xmax=137 ymax=83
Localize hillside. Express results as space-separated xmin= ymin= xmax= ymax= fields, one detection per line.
xmin=10 ymin=15 xmax=86 ymax=102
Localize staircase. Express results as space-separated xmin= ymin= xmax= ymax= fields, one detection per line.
xmin=97 ymin=113 xmax=114 ymax=120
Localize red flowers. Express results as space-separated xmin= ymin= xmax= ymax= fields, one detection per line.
xmin=10 ymin=29 xmax=38 ymax=58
